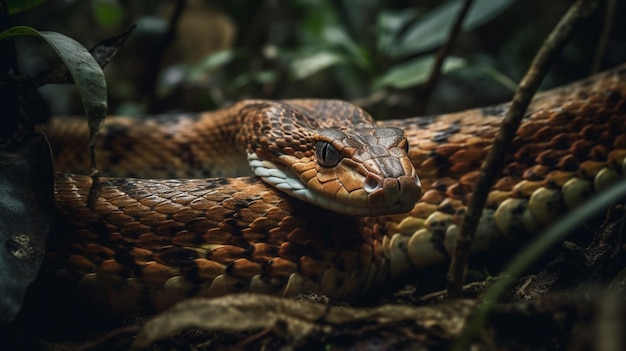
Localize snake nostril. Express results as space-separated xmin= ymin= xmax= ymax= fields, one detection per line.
xmin=364 ymin=174 xmax=382 ymax=193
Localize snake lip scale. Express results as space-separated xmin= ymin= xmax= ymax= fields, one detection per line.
xmin=45 ymin=64 xmax=626 ymax=316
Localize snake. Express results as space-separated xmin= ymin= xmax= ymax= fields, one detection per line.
xmin=44 ymin=64 xmax=626 ymax=316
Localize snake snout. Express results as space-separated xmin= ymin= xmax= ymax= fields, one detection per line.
xmin=362 ymin=167 xmax=422 ymax=215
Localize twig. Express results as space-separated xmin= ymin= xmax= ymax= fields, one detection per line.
xmin=146 ymin=0 xmax=186 ymax=113
xmin=415 ymin=0 xmax=474 ymax=115
xmin=75 ymin=324 xmax=140 ymax=351
xmin=446 ymin=0 xmax=601 ymax=299
xmin=591 ymin=0 xmax=615 ymax=73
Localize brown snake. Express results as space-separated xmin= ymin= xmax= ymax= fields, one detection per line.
xmin=45 ymin=65 xmax=626 ymax=315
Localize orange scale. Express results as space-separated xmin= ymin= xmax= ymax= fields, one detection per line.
xmin=129 ymin=246 xmax=153 ymax=264
xmin=204 ymin=205 xmax=234 ymax=221
xmin=171 ymin=207 xmax=204 ymax=223
xmin=66 ymin=254 xmax=98 ymax=276
xmin=187 ymin=197 xmax=217 ymax=210
xmin=265 ymin=257 xmax=297 ymax=279
xmin=517 ymin=121 xmax=546 ymax=138
xmin=522 ymin=165 xmax=550 ymax=180
xmin=136 ymin=233 xmax=171 ymax=250
xmin=138 ymin=194 xmax=166 ymax=207
xmin=138 ymin=211 xmax=168 ymax=226
xmin=240 ymin=228 xmax=267 ymax=243
xmin=493 ymin=176 xmax=520 ymax=191
xmin=105 ymin=210 xmax=134 ymax=227
xmin=408 ymin=202 xmax=438 ymax=219
xmin=154 ymin=219 xmax=184 ymax=236
xmin=420 ymin=189 xmax=445 ymax=205
xmin=590 ymin=144 xmax=610 ymax=160
xmin=614 ymin=134 xmax=626 ymax=148
xmin=93 ymin=201 xmax=118 ymax=214
xmin=246 ymin=199 xmax=271 ymax=214
xmin=542 ymin=170 xmax=575 ymax=188
xmin=447 ymin=133 xmax=472 ymax=144
xmin=449 ymin=161 xmax=475 ymax=176
xmin=170 ymin=193 xmax=197 ymax=205
xmin=248 ymin=217 xmax=278 ymax=234
xmin=140 ymin=261 xmax=179 ymax=287
xmin=83 ymin=243 xmax=115 ymax=260
xmin=99 ymin=187 xmax=125 ymax=199
xmin=121 ymin=202 xmax=150 ymax=217
xmin=192 ymin=258 xmax=225 ymax=280
xmin=510 ymin=180 xmax=543 ymax=198
xmin=228 ymin=258 xmax=263 ymax=280
xmin=202 ymin=228 xmax=232 ymax=244
xmin=95 ymin=259 xmax=128 ymax=283
xmin=298 ymin=256 xmax=329 ymax=279
xmin=486 ymin=190 xmax=511 ymax=208
xmin=459 ymin=171 xmax=480 ymax=187
xmin=577 ymin=160 xmax=606 ymax=178
xmin=109 ymin=195 xmax=137 ymax=208
xmin=607 ymin=149 xmax=626 ymax=168
xmin=249 ymin=243 xmax=280 ymax=262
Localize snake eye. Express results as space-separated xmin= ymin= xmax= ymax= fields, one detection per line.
xmin=315 ymin=141 xmax=340 ymax=167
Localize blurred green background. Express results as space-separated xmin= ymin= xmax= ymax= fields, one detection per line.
xmin=10 ymin=0 xmax=626 ymax=119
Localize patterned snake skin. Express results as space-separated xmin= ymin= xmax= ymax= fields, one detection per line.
xmin=45 ymin=65 xmax=626 ymax=315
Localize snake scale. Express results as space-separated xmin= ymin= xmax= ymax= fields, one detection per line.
xmin=44 ymin=65 xmax=626 ymax=316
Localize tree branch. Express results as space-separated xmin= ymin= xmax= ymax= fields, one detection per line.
xmin=446 ymin=0 xmax=601 ymax=299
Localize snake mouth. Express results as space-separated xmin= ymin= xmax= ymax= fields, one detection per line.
xmin=248 ymin=152 xmax=422 ymax=216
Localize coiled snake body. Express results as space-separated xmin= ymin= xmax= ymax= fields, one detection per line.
xmin=46 ymin=65 xmax=626 ymax=315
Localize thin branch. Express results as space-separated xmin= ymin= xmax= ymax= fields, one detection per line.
xmin=446 ymin=0 xmax=601 ymax=299
xmin=591 ymin=0 xmax=615 ymax=73
xmin=146 ymin=0 xmax=186 ymax=113
xmin=415 ymin=0 xmax=474 ymax=115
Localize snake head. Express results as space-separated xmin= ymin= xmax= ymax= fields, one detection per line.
xmin=310 ymin=126 xmax=422 ymax=215
xmin=249 ymin=124 xmax=422 ymax=216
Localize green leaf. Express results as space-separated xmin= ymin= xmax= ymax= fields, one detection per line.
xmin=390 ymin=0 xmax=515 ymax=57
xmin=0 ymin=26 xmax=108 ymax=148
xmin=290 ymin=51 xmax=347 ymax=80
xmin=6 ymin=0 xmax=45 ymax=15
xmin=373 ymin=56 xmax=466 ymax=90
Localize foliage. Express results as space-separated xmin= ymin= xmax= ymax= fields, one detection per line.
xmin=9 ymin=0 xmax=620 ymax=116
xmin=174 ymin=0 xmax=515 ymax=105
xmin=0 ymin=5 xmax=107 ymax=323
xmin=0 ymin=25 xmax=107 ymax=144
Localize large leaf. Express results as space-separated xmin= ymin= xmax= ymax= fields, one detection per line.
xmin=390 ymin=0 xmax=515 ymax=58
xmin=373 ymin=55 xmax=466 ymax=90
xmin=0 ymin=26 xmax=108 ymax=147
xmin=0 ymin=133 xmax=54 ymax=322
